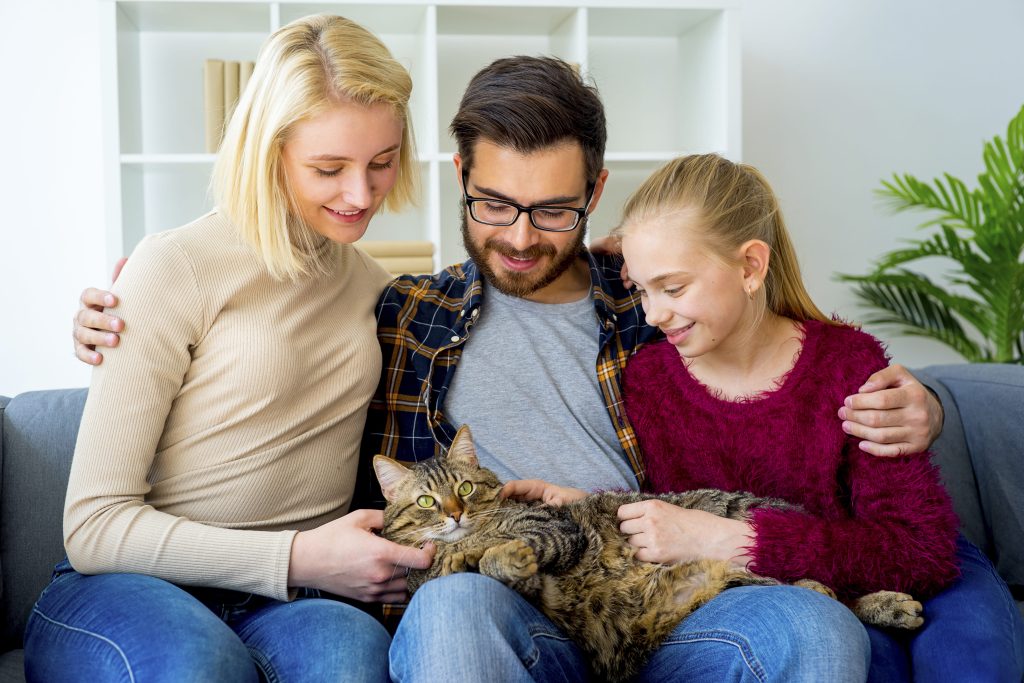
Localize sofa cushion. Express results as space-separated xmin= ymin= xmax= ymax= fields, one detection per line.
xmin=0 ymin=649 xmax=23 ymax=683
xmin=0 ymin=396 xmax=8 ymax=605
xmin=916 ymin=364 xmax=1024 ymax=592
xmin=911 ymin=368 xmax=989 ymax=557
xmin=0 ymin=389 xmax=86 ymax=653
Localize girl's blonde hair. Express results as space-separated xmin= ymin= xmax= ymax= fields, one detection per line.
xmin=614 ymin=153 xmax=837 ymax=325
xmin=212 ymin=14 xmax=417 ymax=280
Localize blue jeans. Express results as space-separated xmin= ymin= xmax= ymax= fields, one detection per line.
xmin=390 ymin=573 xmax=870 ymax=682
xmin=24 ymin=558 xmax=391 ymax=682
xmin=867 ymin=536 xmax=1024 ymax=682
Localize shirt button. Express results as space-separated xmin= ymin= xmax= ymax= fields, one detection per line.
xmin=459 ymin=310 xmax=465 ymax=317
xmin=450 ymin=335 xmax=460 ymax=342
xmin=471 ymin=308 xmax=479 ymax=317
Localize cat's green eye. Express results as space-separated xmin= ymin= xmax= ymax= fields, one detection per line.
xmin=416 ymin=495 xmax=435 ymax=508
xmin=457 ymin=481 xmax=474 ymax=497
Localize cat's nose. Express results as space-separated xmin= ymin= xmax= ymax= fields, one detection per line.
xmin=443 ymin=497 xmax=464 ymax=523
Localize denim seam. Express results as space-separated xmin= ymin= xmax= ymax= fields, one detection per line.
xmin=980 ymin=554 xmax=1024 ymax=648
xmin=659 ymin=629 xmax=768 ymax=682
xmin=524 ymin=627 xmax=575 ymax=671
xmin=247 ymin=646 xmax=280 ymax=683
xmin=527 ymin=627 xmax=573 ymax=642
xmin=30 ymin=607 xmax=137 ymax=683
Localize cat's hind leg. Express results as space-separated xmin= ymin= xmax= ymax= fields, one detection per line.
xmin=793 ymin=578 xmax=838 ymax=600
xmin=662 ymin=560 xmax=779 ymax=617
xmin=852 ymin=590 xmax=924 ymax=629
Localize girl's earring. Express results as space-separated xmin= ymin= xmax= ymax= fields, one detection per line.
xmin=747 ymin=284 xmax=755 ymax=300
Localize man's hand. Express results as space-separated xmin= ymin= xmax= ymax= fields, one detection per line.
xmin=501 ymin=479 xmax=588 ymax=506
xmin=839 ymin=364 xmax=944 ymax=457
xmin=588 ymin=236 xmax=634 ymax=288
xmin=616 ymin=500 xmax=753 ymax=567
xmin=73 ymin=257 xmax=127 ymax=366
xmin=288 ymin=508 xmax=435 ymax=604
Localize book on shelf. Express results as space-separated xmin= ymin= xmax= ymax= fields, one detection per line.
xmin=239 ymin=61 xmax=255 ymax=97
xmin=223 ymin=60 xmax=240 ymax=127
xmin=358 ymin=241 xmax=436 ymax=275
xmin=204 ymin=59 xmax=256 ymax=153
xmin=203 ymin=59 xmax=224 ymax=153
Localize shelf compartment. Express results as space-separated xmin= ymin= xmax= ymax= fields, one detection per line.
xmin=588 ymin=160 xmax=667 ymax=240
xmin=587 ymin=7 xmax=735 ymax=156
xmin=436 ymin=5 xmax=584 ymax=153
xmin=116 ymin=6 xmax=268 ymax=156
xmin=277 ymin=4 xmax=437 ymax=154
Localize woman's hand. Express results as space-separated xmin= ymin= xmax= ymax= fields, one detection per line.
xmin=288 ymin=508 xmax=435 ymax=603
xmin=501 ymin=479 xmax=588 ymax=506
xmin=616 ymin=499 xmax=754 ymax=567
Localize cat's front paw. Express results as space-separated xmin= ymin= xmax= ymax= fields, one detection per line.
xmin=853 ymin=590 xmax=924 ymax=630
xmin=441 ymin=547 xmax=484 ymax=575
xmin=480 ymin=540 xmax=539 ymax=582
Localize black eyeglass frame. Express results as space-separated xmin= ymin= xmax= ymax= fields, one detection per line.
xmin=461 ymin=171 xmax=596 ymax=233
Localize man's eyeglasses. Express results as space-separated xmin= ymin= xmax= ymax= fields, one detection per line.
xmin=462 ymin=171 xmax=595 ymax=232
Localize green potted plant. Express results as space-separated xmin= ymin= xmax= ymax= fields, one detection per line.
xmin=838 ymin=104 xmax=1024 ymax=363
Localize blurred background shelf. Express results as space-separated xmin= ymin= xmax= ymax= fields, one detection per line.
xmin=100 ymin=0 xmax=741 ymax=272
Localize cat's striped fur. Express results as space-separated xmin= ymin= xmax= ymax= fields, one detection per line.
xmin=375 ymin=425 xmax=922 ymax=682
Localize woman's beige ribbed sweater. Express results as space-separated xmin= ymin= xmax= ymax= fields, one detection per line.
xmin=64 ymin=212 xmax=391 ymax=601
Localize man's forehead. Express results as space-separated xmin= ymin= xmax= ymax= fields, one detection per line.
xmin=467 ymin=139 xmax=589 ymax=200
xmin=470 ymin=138 xmax=583 ymax=165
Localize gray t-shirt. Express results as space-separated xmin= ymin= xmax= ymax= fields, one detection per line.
xmin=444 ymin=283 xmax=638 ymax=492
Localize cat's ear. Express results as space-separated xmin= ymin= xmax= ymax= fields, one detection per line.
xmin=373 ymin=455 xmax=411 ymax=502
xmin=446 ymin=425 xmax=479 ymax=469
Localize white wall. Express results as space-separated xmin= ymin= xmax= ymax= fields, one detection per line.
xmin=741 ymin=0 xmax=1024 ymax=366
xmin=2 ymin=0 xmax=1022 ymax=396
xmin=1 ymin=1 xmax=108 ymax=397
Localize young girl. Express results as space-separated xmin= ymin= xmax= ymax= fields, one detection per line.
xmin=24 ymin=15 xmax=432 ymax=682
xmin=614 ymin=153 xmax=1024 ymax=681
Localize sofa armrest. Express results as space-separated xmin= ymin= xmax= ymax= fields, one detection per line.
xmin=910 ymin=368 xmax=990 ymax=556
xmin=0 ymin=395 xmax=8 ymax=603
xmin=913 ymin=364 xmax=1024 ymax=591
xmin=0 ymin=389 xmax=87 ymax=653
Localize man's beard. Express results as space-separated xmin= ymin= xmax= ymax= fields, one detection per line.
xmin=460 ymin=204 xmax=587 ymax=299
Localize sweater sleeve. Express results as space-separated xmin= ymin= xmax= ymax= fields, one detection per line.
xmin=64 ymin=234 xmax=297 ymax=600
xmin=747 ymin=334 xmax=961 ymax=599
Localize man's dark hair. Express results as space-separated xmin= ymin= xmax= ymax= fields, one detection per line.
xmin=450 ymin=56 xmax=607 ymax=184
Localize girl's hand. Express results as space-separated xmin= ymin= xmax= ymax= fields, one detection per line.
xmin=501 ymin=479 xmax=588 ymax=506
xmin=616 ymin=500 xmax=754 ymax=567
xmin=288 ymin=508 xmax=435 ymax=603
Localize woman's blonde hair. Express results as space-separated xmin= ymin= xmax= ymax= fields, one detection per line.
xmin=212 ymin=14 xmax=417 ymax=280
xmin=614 ymin=153 xmax=837 ymax=325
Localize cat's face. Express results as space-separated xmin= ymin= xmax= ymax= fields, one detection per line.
xmin=374 ymin=425 xmax=505 ymax=544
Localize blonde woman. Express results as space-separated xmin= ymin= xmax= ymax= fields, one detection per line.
xmin=24 ymin=15 xmax=431 ymax=682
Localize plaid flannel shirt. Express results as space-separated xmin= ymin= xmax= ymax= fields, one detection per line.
xmin=355 ymin=250 xmax=659 ymax=626
xmin=356 ymin=250 xmax=660 ymax=508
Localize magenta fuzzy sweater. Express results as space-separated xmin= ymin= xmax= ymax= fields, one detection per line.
xmin=623 ymin=320 xmax=960 ymax=600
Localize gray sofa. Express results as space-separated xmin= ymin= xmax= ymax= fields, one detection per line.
xmin=2 ymin=365 xmax=1022 ymax=681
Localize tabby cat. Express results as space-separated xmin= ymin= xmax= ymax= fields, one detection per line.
xmin=375 ymin=425 xmax=923 ymax=682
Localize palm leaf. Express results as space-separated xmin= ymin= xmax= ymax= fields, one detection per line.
xmin=837 ymin=104 xmax=1024 ymax=363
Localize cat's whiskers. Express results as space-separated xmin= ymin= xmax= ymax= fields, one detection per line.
xmin=391 ymin=525 xmax=441 ymax=542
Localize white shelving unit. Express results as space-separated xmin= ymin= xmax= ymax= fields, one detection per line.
xmin=100 ymin=0 xmax=741 ymax=272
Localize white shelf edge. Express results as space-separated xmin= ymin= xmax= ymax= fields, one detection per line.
xmin=121 ymin=153 xmax=216 ymax=164
xmin=598 ymin=151 xmax=691 ymax=162
xmin=121 ymin=154 xmax=450 ymax=165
